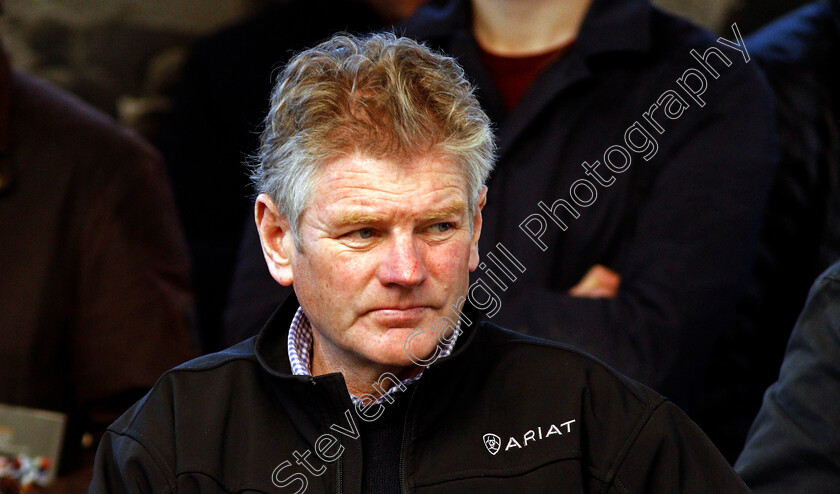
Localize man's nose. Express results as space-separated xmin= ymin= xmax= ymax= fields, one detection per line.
xmin=377 ymin=234 xmax=428 ymax=287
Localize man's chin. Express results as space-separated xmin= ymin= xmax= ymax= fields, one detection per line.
xmin=367 ymin=333 xmax=442 ymax=368
xmin=366 ymin=346 xmax=425 ymax=369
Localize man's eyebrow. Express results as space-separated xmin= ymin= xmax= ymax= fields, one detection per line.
xmin=333 ymin=212 xmax=386 ymax=228
xmin=418 ymin=200 xmax=467 ymax=222
xmin=332 ymin=201 xmax=468 ymax=228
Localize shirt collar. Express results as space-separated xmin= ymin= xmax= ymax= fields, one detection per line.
xmin=287 ymin=306 xmax=461 ymax=405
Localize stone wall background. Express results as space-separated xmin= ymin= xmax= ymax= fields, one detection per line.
xmin=0 ymin=0 xmax=267 ymax=137
xmin=0 ymin=0 xmax=809 ymax=138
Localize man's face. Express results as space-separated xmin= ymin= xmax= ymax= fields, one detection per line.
xmin=266 ymin=153 xmax=484 ymax=371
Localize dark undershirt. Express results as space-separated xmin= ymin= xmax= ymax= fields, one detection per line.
xmin=360 ymin=383 xmax=415 ymax=494
xmin=478 ymin=42 xmax=573 ymax=112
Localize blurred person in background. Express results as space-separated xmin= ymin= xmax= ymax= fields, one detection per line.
xmin=398 ymin=0 xmax=779 ymax=427
xmin=0 ymin=24 xmax=196 ymax=492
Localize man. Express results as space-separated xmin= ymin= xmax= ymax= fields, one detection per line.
xmin=90 ymin=33 xmax=748 ymax=493
xmin=225 ymin=0 xmax=779 ymax=420
xmin=0 ymin=38 xmax=195 ymax=492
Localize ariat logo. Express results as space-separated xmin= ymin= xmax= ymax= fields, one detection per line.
xmin=483 ymin=433 xmax=501 ymax=455
xmin=483 ymin=419 xmax=576 ymax=455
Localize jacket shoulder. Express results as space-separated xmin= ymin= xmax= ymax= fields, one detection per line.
xmin=474 ymin=322 xmax=666 ymax=407
xmin=108 ymin=337 xmax=260 ymax=435
xmin=415 ymin=322 xmax=738 ymax=490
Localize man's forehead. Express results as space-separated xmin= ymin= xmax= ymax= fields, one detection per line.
xmin=299 ymin=151 xmax=473 ymax=221
xmin=318 ymin=151 xmax=460 ymax=176
xmin=312 ymin=153 xmax=466 ymax=194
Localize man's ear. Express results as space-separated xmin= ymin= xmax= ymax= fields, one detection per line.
xmin=468 ymin=186 xmax=487 ymax=271
xmin=255 ymin=193 xmax=296 ymax=286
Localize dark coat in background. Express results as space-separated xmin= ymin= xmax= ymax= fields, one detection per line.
xmin=735 ymin=260 xmax=840 ymax=494
xmin=0 ymin=47 xmax=196 ymax=492
xmin=399 ymin=0 xmax=778 ymax=416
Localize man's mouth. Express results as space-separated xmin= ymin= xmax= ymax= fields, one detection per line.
xmin=366 ymin=306 xmax=431 ymax=324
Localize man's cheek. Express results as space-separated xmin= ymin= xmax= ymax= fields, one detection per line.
xmin=329 ymin=253 xmax=372 ymax=283
xmin=430 ymin=243 xmax=471 ymax=273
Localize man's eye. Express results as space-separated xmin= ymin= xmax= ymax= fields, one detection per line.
xmin=429 ymin=223 xmax=453 ymax=233
xmin=351 ymin=228 xmax=374 ymax=239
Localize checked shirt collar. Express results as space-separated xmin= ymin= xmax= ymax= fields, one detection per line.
xmin=287 ymin=307 xmax=459 ymax=405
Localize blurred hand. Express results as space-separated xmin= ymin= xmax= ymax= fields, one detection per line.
xmin=569 ymin=264 xmax=621 ymax=298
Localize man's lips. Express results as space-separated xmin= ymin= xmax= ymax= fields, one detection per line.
xmin=366 ymin=306 xmax=431 ymax=324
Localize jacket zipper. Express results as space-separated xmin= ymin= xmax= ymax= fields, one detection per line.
xmin=314 ymin=377 xmax=344 ymax=494
xmin=398 ymin=429 xmax=407 ymax=494
xmin=331 ymin=382 xmax=344 ymax=494
xmin=399 ymin=376 xmax=422 ymax=494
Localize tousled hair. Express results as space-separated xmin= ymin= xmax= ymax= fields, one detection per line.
xmin=252 ymin=32 xmax=495 ymax=246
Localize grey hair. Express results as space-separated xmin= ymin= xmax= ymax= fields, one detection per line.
xmin=251 ymin=32 xmax=495 ymax=248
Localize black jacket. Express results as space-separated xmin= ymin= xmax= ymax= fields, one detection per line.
xmin=90 ymin=297 xmax=748 ymax=493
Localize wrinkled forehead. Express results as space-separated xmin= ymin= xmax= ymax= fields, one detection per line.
xmin=304 ymin=152 xmax=472 ymax=217
xmin=313 ymin=150 xmax=471 ymax=194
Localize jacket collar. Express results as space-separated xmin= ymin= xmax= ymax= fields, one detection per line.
xmin=254 ymin=294 xmax=300 ymax=377
xmin=254 ymin=291 xmax=483 ymax=379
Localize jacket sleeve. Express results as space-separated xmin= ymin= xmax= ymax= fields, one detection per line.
xmin=610 ymin=401 xmax=750 ymax=494
xmin=503 ymin=62 xmax=778 ymax=406
xmin=734 ymin=265 xmax=840 ymax=494
xmin=89 ymin=431 xmax=175 ymax=494
xmin=72 ymin=140 xmax=197 ymax=410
